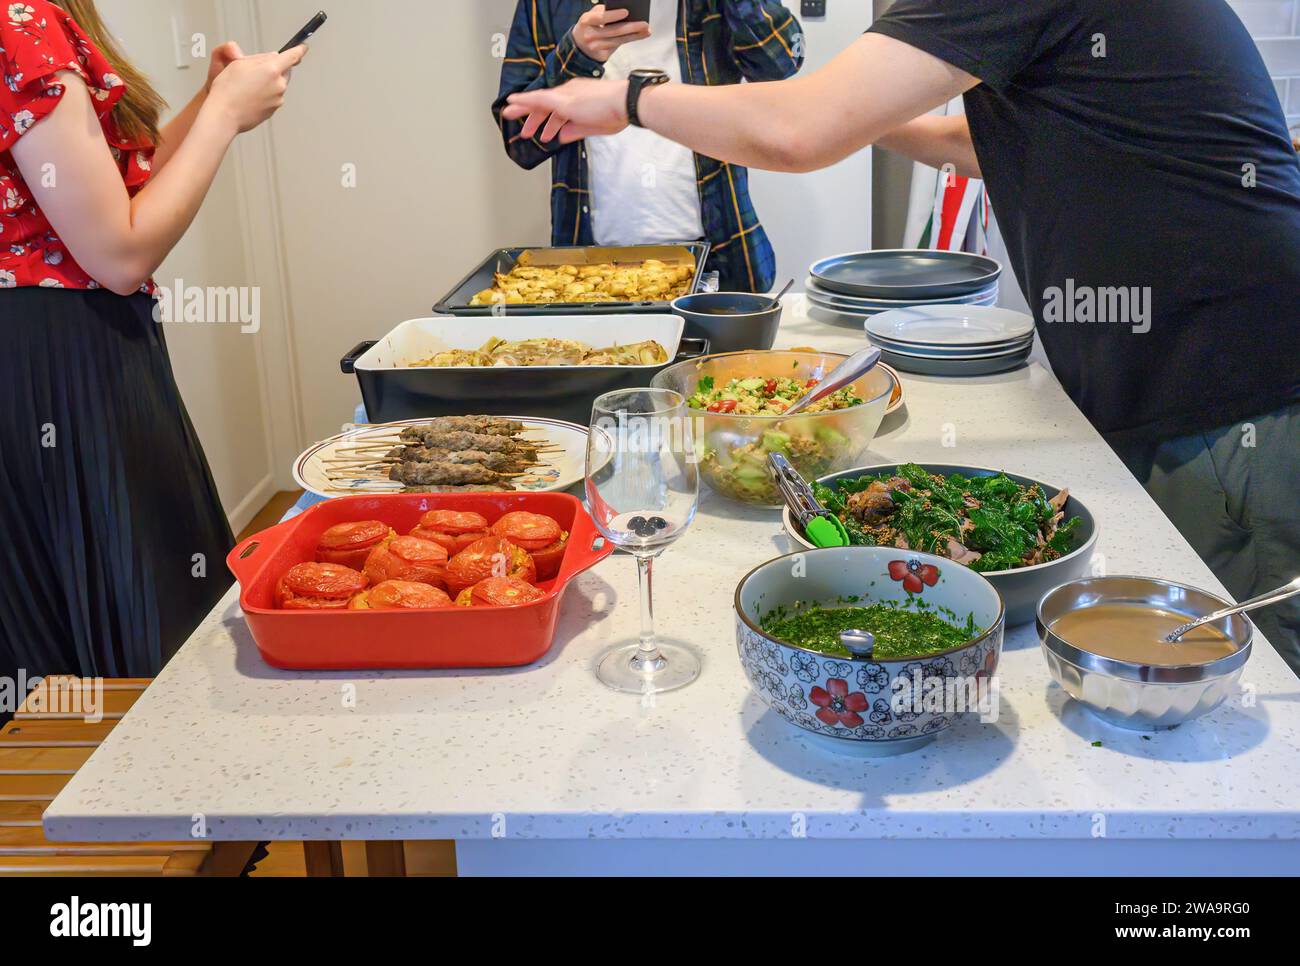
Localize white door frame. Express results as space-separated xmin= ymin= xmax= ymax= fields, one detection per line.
xmin=216 ymin=0 xmax=308 ymax=495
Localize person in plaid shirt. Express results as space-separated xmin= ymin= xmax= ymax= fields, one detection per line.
xmin=492 ymin=1 xmax=804 ymax=294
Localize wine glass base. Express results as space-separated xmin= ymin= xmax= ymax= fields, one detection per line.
xmin=595 ymin=641 xmax=701 ymax=694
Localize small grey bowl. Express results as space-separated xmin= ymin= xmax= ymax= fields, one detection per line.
xmin=1036 ymin=576 xmax=1253 ymax=731
xmin=672 ymin=292 xmax=783 ymax=354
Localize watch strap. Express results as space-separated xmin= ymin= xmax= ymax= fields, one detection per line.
xmin=627 ymin=71 xmax=668 ymax=128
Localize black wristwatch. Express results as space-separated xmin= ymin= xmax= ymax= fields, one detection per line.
xmin=627 ymin=69 xmax=670 ymax=128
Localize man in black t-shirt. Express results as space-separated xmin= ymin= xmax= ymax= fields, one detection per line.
xmin=502 ymin=0 xmax=1300 ymax=674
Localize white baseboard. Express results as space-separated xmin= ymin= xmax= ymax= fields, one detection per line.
xmin=226 ymin=473 xmax=278 ymax=537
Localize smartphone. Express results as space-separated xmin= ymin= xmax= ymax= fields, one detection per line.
xmin=605 ymin=0 xmax=651 ymax=24
xmin=279 ymin=11 xmax=327 ymax=53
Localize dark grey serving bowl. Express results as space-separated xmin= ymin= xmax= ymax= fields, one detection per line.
xmin=782 ymin=463 xmax=1099 ymax=626
xmin=671 ymin=292 xmax=783 ymax=354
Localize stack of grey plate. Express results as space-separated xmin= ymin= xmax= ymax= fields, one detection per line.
xmin=864 ymin=305 xmax=1036 ymax=376
xmin=806 ymin=249 xmax=1002 ymax=326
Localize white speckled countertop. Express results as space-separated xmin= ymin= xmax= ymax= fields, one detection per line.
xmin=44 ymin=297 xmax=1300 ymax=845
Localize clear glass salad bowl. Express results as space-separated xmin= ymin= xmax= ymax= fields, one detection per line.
xmin=651 ymin=350 xmax=895 ymax=507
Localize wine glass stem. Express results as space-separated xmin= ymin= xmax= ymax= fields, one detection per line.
xmin=633 ymin=553 xmax=664 ymax=672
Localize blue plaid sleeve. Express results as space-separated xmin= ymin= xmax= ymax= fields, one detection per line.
xmin=722 ymin=1 xmax=805 ymax=81
xmin=491 ymin=3 xmax=607 ymax=171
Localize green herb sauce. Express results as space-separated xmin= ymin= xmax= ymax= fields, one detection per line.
xmin=762 ymin=603 xmax=977 ymax=659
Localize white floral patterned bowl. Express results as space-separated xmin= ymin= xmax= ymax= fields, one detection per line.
xmin=735 ymin=547 xmax=1005 ymax=756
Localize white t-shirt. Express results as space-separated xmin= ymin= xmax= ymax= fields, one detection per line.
xmin=586 ymin=2 xmax=705 ymax=246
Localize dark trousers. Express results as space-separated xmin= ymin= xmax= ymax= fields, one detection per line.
xmin=0 ymin=289 xmax=234 ymax=682
xmin=1107 ymin=401 xmax=1300 ymax=680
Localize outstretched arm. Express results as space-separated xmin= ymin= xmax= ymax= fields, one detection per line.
xmin=502 ymin=33 xmax=979 ymax=174
xmin=877 ymin=113 xmax=981 ymax=179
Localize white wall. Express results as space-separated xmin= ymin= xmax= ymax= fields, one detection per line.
xmin=251 ymin=0 xmax=551 ymax=443
xmin=749 ymin=3 xmax=874 ymax=289
xmin=99 ymin=0 xmax=277 ymax=531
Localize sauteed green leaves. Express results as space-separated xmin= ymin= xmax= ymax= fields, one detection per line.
xmin=762 ymin=602 xmax=978 ymax=658
xmin=813 ymin=464 xmax=1082 ymax=573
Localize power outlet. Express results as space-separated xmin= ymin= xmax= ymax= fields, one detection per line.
xmin=170 ymin=14 xmax=192 ymax=69
xmin=801 ymin=0 xmax=827 ymax=18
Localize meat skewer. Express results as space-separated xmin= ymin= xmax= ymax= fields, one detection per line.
xmin=398 ymin=429 xmax=547 ymax=454
xmin=398 ymin=416 xmax=525 ymax=439
xmin=387 ymin=446 xmax=539 ymax=469
xmin=388 ymin=461 xmax=523 ymax=487
xmin=400 ymin=484 xmax=515 ymax=494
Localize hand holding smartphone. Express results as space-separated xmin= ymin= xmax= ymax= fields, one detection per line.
xmin=604 ymin=0 xmax=652 ymax=24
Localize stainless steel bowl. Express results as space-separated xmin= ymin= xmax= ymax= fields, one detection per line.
xmin=1036 ymin=576 xmax=1253 ymax=731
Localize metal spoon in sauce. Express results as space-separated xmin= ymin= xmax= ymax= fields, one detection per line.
xmin=1165 ymin=575 xmax=1300 ymax=642
xmin=784 ymin=346 xmax=883 ymax=417
xmin=841 ymin=630 xmax=876 ymax=658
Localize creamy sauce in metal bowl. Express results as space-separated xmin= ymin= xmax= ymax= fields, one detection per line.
xmin=1049 ymin=604 xmax=1238 ymax=666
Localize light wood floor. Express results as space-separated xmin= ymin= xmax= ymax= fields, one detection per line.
xmin=251 ymin=842 xmax=456 ymax=877
xmin=238 ymin=490 xmax=305 ymax=542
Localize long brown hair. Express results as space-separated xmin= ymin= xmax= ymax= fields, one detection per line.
xmin=52 ymin=0 xmax=166 ymax=143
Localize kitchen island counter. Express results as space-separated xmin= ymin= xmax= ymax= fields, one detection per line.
xmin=43 ymin=297 xmax=1300 ymax=875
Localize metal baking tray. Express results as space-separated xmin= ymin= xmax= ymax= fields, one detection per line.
xmin=433 ymin=242 xmax=711 ymax=316
xmin=340 ymin=314 xmax=708 ymax=425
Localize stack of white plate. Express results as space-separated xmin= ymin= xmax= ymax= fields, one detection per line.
xmin=864 ymin=306 xmax=1036 ymax=377
xmin=804 ymin=249 xmax=1003 ymax=327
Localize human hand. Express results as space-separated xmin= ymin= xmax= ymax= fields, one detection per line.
xmin=573 ymin=4 xmax=652 ymax=62
xmin=205 ymin=41 xmax=244 ymax=93
xmin=207 ymin=46 xmax=307 ymax=134
xmin=503 ymin=77 xmax=631 ymax=144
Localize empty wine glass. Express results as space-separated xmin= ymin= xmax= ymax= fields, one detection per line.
xmin=586 ymin=388 xmax=700 ymax=694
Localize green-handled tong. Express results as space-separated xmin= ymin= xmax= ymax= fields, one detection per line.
xmin=769 ymin=453 xmax=850 ymax=548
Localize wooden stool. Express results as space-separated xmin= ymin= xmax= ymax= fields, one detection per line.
xmin=0 ymin=676 xmax=255 ymax=877
xmin=2 ymin=676 xmax=456 ymax=877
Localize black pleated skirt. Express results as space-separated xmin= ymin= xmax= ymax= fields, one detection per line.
xmin=0 ymin=289 xmax=234 ymax=680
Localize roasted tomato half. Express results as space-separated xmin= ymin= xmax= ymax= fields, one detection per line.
xmin=416 ymin=510 xmax=488 ymax=535
xmin=410 ymin=510 xmax=491 ymax=554
xmin=316 ymin=520 xmax=396 ymax=571
xmin=406 ymin=527 xmax=458 ymax=555
xmin=363 ymin=536 xmax=450 ymax=589
xmin=350 ymin=580 xmax=454 ymax=611
xmin=276 ymin=562 xmax=368 ymax=610
xmin=445 ymin=536 xmax=537 ymax=596
xmin=454 ymin=576 xmax=548 ymax=608
xmin=529 ymin=532 xmax=570 ymax=582
xmin=490 ymin=511 xmax=563 ymax=551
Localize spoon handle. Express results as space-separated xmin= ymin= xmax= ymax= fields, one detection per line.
xmin=1165 ymin=576 xmax=1300 ymax=641
xmin=766 ymin=279 xmax=795 ymax=311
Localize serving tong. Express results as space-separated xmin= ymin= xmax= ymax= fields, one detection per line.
xmin=768 ymin=455 xmax=876 ymax=654
xmin=768 ymin=453 xmax=849 ymax=549
xmin=783 ymin=346 xmax=883 ymax=417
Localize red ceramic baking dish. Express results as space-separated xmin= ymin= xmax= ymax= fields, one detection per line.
xmin=227 ymin=493 xmax=613 ymax=670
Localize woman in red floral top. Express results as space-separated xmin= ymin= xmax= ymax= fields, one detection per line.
xmin=0 ymin=0 xmax=307 ymax=680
